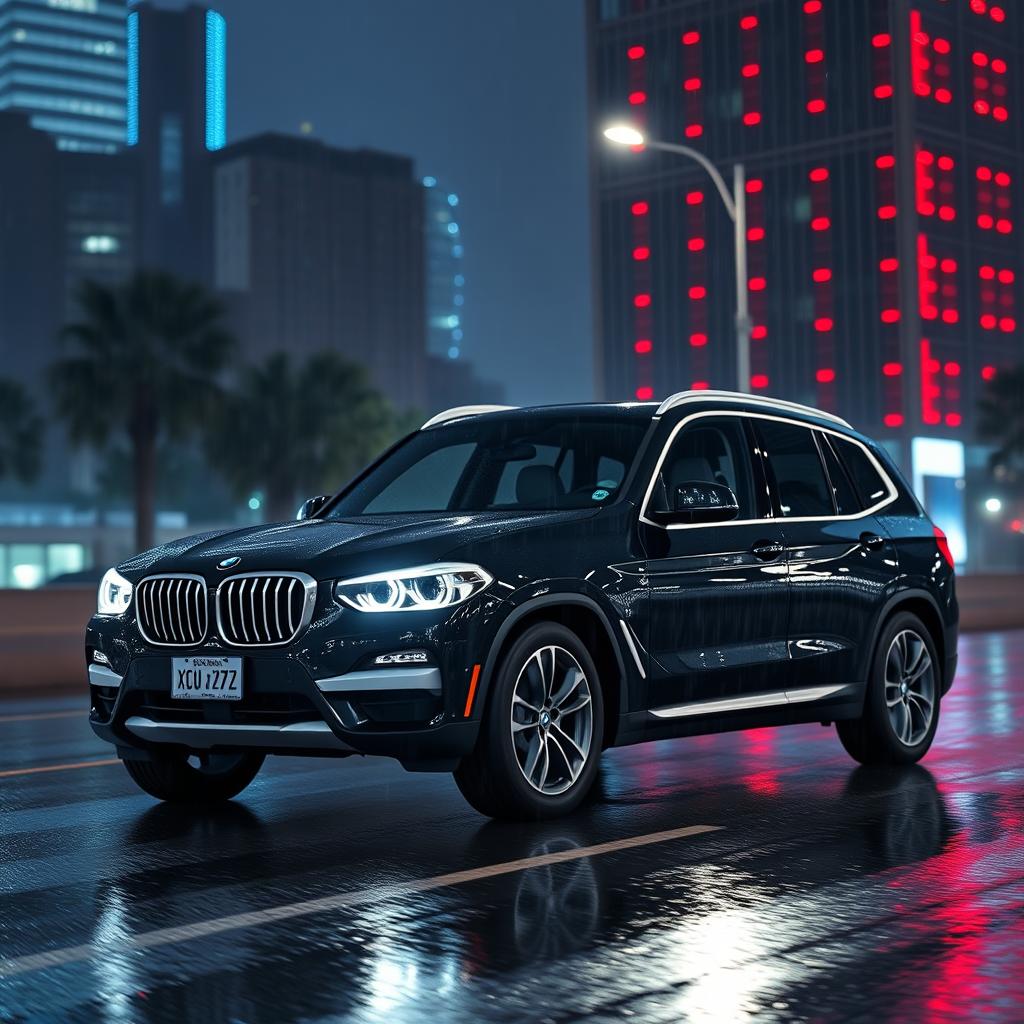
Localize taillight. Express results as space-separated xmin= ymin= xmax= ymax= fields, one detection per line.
xmin=933 ymin=525 xmax=955 ymax=570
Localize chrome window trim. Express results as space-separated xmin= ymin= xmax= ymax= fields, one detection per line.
xmin=214 ymin=570 xmax=318 ymax=648
xmin=655 ymin=389 xmax=851 ymax=427
xmin=638 ymin=410 xmax=898 ymax=531
xmin=421 ymin=404 xmax=518 ymax=429
xmin=135 ymin=573 xmax=209 ymax=647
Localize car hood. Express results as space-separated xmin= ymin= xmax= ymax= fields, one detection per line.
xmin=118 ymin=510 xmax=600 ymax=583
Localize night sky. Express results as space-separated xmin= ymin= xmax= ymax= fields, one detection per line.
xmin=163 ymin=0 xmax=594 ymax=407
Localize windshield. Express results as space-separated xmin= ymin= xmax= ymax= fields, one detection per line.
xmin=326 ymin=413 xmax=650 ymax=516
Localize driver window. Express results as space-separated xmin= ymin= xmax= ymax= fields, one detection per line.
xmin=653 ymin=417 xmax=756 ymax=517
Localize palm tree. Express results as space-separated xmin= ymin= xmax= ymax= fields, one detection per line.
xmin=51 ymin=272 xmax=235 ymax=552
xmin=205 ymin=351 xmax=401 ymax=522
xmin=0 ymin=378 xmax=43 ymax=484
xmin=978 ymin=364 xmax=1024 ymax=478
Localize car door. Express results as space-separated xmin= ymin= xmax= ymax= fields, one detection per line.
xmin=751 ymin=418 xmax=898 ymax=702
xmin=638 ymin=413 xmax=791 ymax=714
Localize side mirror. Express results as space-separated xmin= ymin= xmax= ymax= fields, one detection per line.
xmin=651 ymin=481 xmax=740 ymax=526
xmin=296 ymin=495 xmax=331 ymax=521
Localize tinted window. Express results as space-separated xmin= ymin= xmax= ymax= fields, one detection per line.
xmin=653 ymin=417 xmax=756 ymax=517
xmin=363 ymin=444 xmax=475 ymax=514
xmin=329 ymin=414 xmax=649 ymax=515
xmin=758 ymin=421 xmax=834 ymax=517
xmin=833 ymin=437 xmax=891 ymax=509
xmin=818 ymin=433 xmax=861 ymax=515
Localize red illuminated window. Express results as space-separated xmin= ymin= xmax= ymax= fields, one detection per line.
xmin=744 ymin=175 xmax=770 ymax=375
xmin=739 ymin=13 xmax=762 ymax=128
xmin=681 ymin=28 xmax=703 ymax=140
xmin=976 ymin=165 xmax=1013 ymax=233
xmin=808 ymin=164 xmax=836 ymax=405
xmin=802 ymin=1 xmax=827 ymax=114
xmin=978 ymin=264 xmax=1015 ymax=332
xmin=871 ymin=23 xmax=893 ymax=99
xmin=910 ymin=12 xmax=953 ymax=104
xmin=972 ymin=49 xmax=1010 ymax=122
xmin=916 ymin=234 xmax=959 ymax=324
xmin=915 ymin=147 xmax=956 ymax=222
xmin=629 ymin=192 xmax=653 ymax=399
xmin=685 ymin=180 xmax=710 ymax=387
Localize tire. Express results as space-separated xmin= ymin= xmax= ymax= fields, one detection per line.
xmin=837 ymin=611 xmax=940 ymax=766
xmin=454 ymin=622 xmax=605 ymax=820
xmin=123 ymin=749 xmax=265 ymax=803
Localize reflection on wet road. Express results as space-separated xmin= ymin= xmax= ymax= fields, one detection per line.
xmin=2 ymin=630 xmax=1022 ymax=1022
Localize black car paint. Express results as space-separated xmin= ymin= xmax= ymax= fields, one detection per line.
xmin=86 ymin=398 xmax=958 ymax=772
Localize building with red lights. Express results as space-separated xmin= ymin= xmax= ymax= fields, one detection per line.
xmin=586 ymin=0 xmax=1022 ymax=566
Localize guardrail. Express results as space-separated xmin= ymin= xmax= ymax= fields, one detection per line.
xmin=0 ymin=578 xmax=1021 ymax=693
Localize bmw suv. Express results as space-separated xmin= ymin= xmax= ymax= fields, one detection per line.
xmin=87 ymin=391 xmax=958 ymax=819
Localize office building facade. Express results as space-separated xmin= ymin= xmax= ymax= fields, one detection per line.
xmin=213 ymin=133 xmax=427 ymax=409
xmin=587 ymin=0 xmax=1023 ymax=566
xmin=423 ymin=175 xmax=467 ymax=361
xmin=128 ymin=2 xmax=225 ymax=278
xmin=0 ymin=0 xmax=126 ymax=153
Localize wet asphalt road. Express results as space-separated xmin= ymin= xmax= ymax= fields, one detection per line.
xmin=1 ymin=630 xmax=1022 ymax=1024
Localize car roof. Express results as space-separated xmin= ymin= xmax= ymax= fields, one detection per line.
xmin=422 ymin=392 xmax=861 ymax=438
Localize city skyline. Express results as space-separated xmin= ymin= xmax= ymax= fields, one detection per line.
xmin=154 ymin=0 xmax=594 ymax=408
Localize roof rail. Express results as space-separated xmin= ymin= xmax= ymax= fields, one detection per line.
xmin=421 ymin=404 xmax=518 ymax=429
xmin=655 ymin=389 xmax=851 ymax=427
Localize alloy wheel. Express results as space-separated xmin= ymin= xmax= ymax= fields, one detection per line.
xmin=884 ymin=629 xmax=936 ymax=747
xmin=510 ymin=645 xmax=594 ymax=796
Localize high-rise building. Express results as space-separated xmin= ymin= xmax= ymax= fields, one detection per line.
xmin=0 ymin=112 xmax=61 ymax=386
xmin=0 ymin=0 xmax=126 ymax=154
xmin=213 ymin=133 xmax=426 ymax=409
xmin=587 ymin=0 xmax=1023 ymax=567
xmin=422 ymin=175 xmax=466 ymax=361
xmin=128 ymin=2 xmax=225 ymax=278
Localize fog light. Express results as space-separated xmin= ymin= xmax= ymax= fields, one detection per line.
xmin=92 ymin=650 xmax=110 ymax=665
xmin=374 ymin=650 xmax=429 ymax=666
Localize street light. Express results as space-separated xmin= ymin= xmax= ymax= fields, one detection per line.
xmin=603 ymin=123 xmax=751 ymax=393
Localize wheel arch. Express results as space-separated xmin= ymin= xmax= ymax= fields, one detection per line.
xmin=864 ymin=588 xmax=948 ymax=689
xmin=477 ymin=593 xmax=629 ymax=749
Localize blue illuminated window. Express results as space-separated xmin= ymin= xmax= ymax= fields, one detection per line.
xmin=204 ymin=10 xmax=225 ymax=151
xmin=126 ymin=9 xmax=137 ymax=145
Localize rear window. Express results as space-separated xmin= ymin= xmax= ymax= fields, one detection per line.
xmin=818 ymin=434 xmax=861 ymax=515
xmin=833 ymin=437 xmax=891 ymax=509
xmin=757 ymin=420 xmax=834 ymax=517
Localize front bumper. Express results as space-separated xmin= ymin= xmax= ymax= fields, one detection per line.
xmin=86 ymin=587 xmax=504 ymax=772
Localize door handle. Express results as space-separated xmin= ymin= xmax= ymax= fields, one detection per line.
xmin=751 ymin=539 xmax=784 ymax=561
xmin=860 ymin=531 xmax=885 ymax=551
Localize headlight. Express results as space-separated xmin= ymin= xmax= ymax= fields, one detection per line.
xmin=97 ymin=568 xmax=133 ymax=616
xmin=334 ymin=563 xmax=493 ymax=613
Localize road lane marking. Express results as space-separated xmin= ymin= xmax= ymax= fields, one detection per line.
xmin=0 ymin=710 xmax=83 ymax=724
xmin=0 ymin=822 xmax=722 ymax=977
xmin=0 ymin=758 xmax=120 ymax=779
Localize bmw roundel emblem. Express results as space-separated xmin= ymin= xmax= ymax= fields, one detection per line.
xmin=217 ymin=556 xmax=241 ymax=570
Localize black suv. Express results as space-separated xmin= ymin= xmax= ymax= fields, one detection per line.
xmin=87 ymin=392 xmax=958 ymax=819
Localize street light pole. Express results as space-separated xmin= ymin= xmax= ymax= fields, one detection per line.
xmin=603 ymin=128 xmax=751 ymax=393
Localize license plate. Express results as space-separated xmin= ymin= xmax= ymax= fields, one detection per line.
xmin=171 ymin=656 xmax=243 ymax=700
